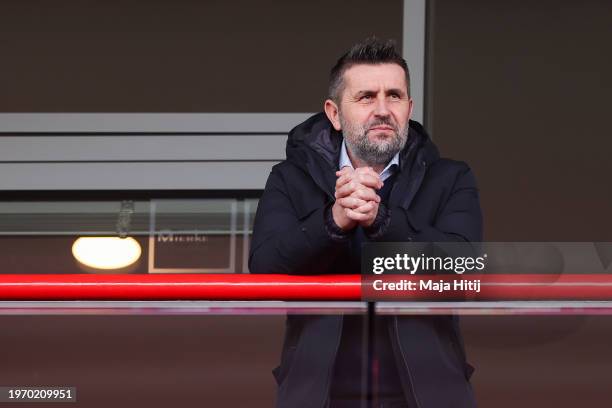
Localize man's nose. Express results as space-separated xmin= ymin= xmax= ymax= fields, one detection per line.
xmin=373 ymin=96 xmax=390 ymax=117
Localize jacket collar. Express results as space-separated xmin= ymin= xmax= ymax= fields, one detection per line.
xmin=285 ymin=112 xmax=439 ymax=207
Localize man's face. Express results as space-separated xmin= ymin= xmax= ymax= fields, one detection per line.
xmin=330 ymin=63 xmax=413 ymax=166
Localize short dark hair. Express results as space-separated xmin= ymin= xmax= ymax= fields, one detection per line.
xmin=328 ymin=37 xmax=410 ymax=103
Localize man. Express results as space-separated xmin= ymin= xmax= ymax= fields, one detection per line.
xmin=249 ymin=38 xmax=482 ymax=408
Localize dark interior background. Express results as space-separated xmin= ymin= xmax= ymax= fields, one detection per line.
xmin=428 ymin=0 xmax=612 ymax=242
xmin=0 ymin=0 xmax=402 ymax=112
xmin=428 ymin=1 xmax=612 ymax=406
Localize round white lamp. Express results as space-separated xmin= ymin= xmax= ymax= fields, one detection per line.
xmin=72 ymin=237 xmax=142 ymax=270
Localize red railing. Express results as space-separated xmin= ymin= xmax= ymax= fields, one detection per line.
xmin=1 ymin=274 xmax=612 ymax=300
xmin=0 ymin=274 xmax=360 ymax=300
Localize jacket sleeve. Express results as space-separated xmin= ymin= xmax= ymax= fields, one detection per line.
xmin=248 ymin=166 xmax=348 ymax=274
xmin=370 ymin=164 xmax=483 ymax=243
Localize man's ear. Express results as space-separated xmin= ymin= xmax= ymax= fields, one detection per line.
xmin=324 ymin=99 xmax=342 ymax=131
xmin=407 ymin=97 xmax=414 ymax=120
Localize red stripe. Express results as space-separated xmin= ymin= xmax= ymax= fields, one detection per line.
xmin=0 ymin=274 xmax=611 ymax=300
xmin=0 ymin=274 xmax=360 ymax=300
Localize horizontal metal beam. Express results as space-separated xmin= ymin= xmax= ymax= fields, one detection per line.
xmin=0 ymin=161 xmax=278 ymax=190
xmin=0 ymin=113 xmax=313 ymax=133
xmin=0 ymin=135 xmax=286 ymax=162
xmin=0 ymin=300 xmax=610 ymax=316
xmin=0 ymin=301 xmax=367 ymax=315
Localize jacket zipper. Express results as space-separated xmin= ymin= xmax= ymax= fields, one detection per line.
xmin=394 ymin=316 xmax=422 ymax=408
xmin=321 ymin=316 xmax=344 ymax=408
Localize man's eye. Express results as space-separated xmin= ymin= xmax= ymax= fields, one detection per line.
xmin=360 ymin=95 xmax=373 ymax=101
xmin=389 ymin=93 xmax=400 ymax=99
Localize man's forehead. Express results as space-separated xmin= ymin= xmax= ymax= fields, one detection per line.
xmin=343 ymin=63 xmax=407 ymax=92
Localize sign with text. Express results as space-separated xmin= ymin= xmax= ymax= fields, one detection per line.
xmin=362 ymin=242 xmax=612 ymax=301
xmin=148 ymin=200 xmax=238 ymax=273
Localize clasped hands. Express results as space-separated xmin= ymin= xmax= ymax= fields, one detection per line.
xmin=332 ymin=166 xmax=383 ymax=230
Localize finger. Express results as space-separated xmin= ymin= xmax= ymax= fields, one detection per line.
xmin=335 ymin=173 xmax=352 ymax=189
xmin=354 ymin=168 xmax=383 ymax=189
xmin=336 ymin=167 xmax=382 ymax=188
xmin=337 ymin=196 xmax=368 ymax=209
xmin=335 ymin=180 xmax=374 ymax=200
xmin=335 ymin=167 xmax=353 ymax=177
xmin=354 ymin=174 xmax=382 ymax=189
xmin=335 ymin=167 xmax=357 ymax=189
xmin=354 ymin=201 xmax=376 ymax=214
xmin=335 ymin=180 xmax=360 ymax=198
xmin=336 ymin=168 xmax=383 ymax=195
xmin=354 ymin=166 xmax=380 ymax=178
xmin=354 ymin=166 xmax=377 ymax=175
xmin=337 ymin=171 xmax=378 ymax=191
xmin=345 ymin=207 xmax=372 ymax=221
xmin=350 ymin=187 xmax=381 ymax=203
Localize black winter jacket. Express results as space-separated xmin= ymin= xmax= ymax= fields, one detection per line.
xmin=249 ymin=113 xmax=482 ymax=408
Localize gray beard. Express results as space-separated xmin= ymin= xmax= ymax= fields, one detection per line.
xmin=340 ymin=115 xmax=409 ymax=166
